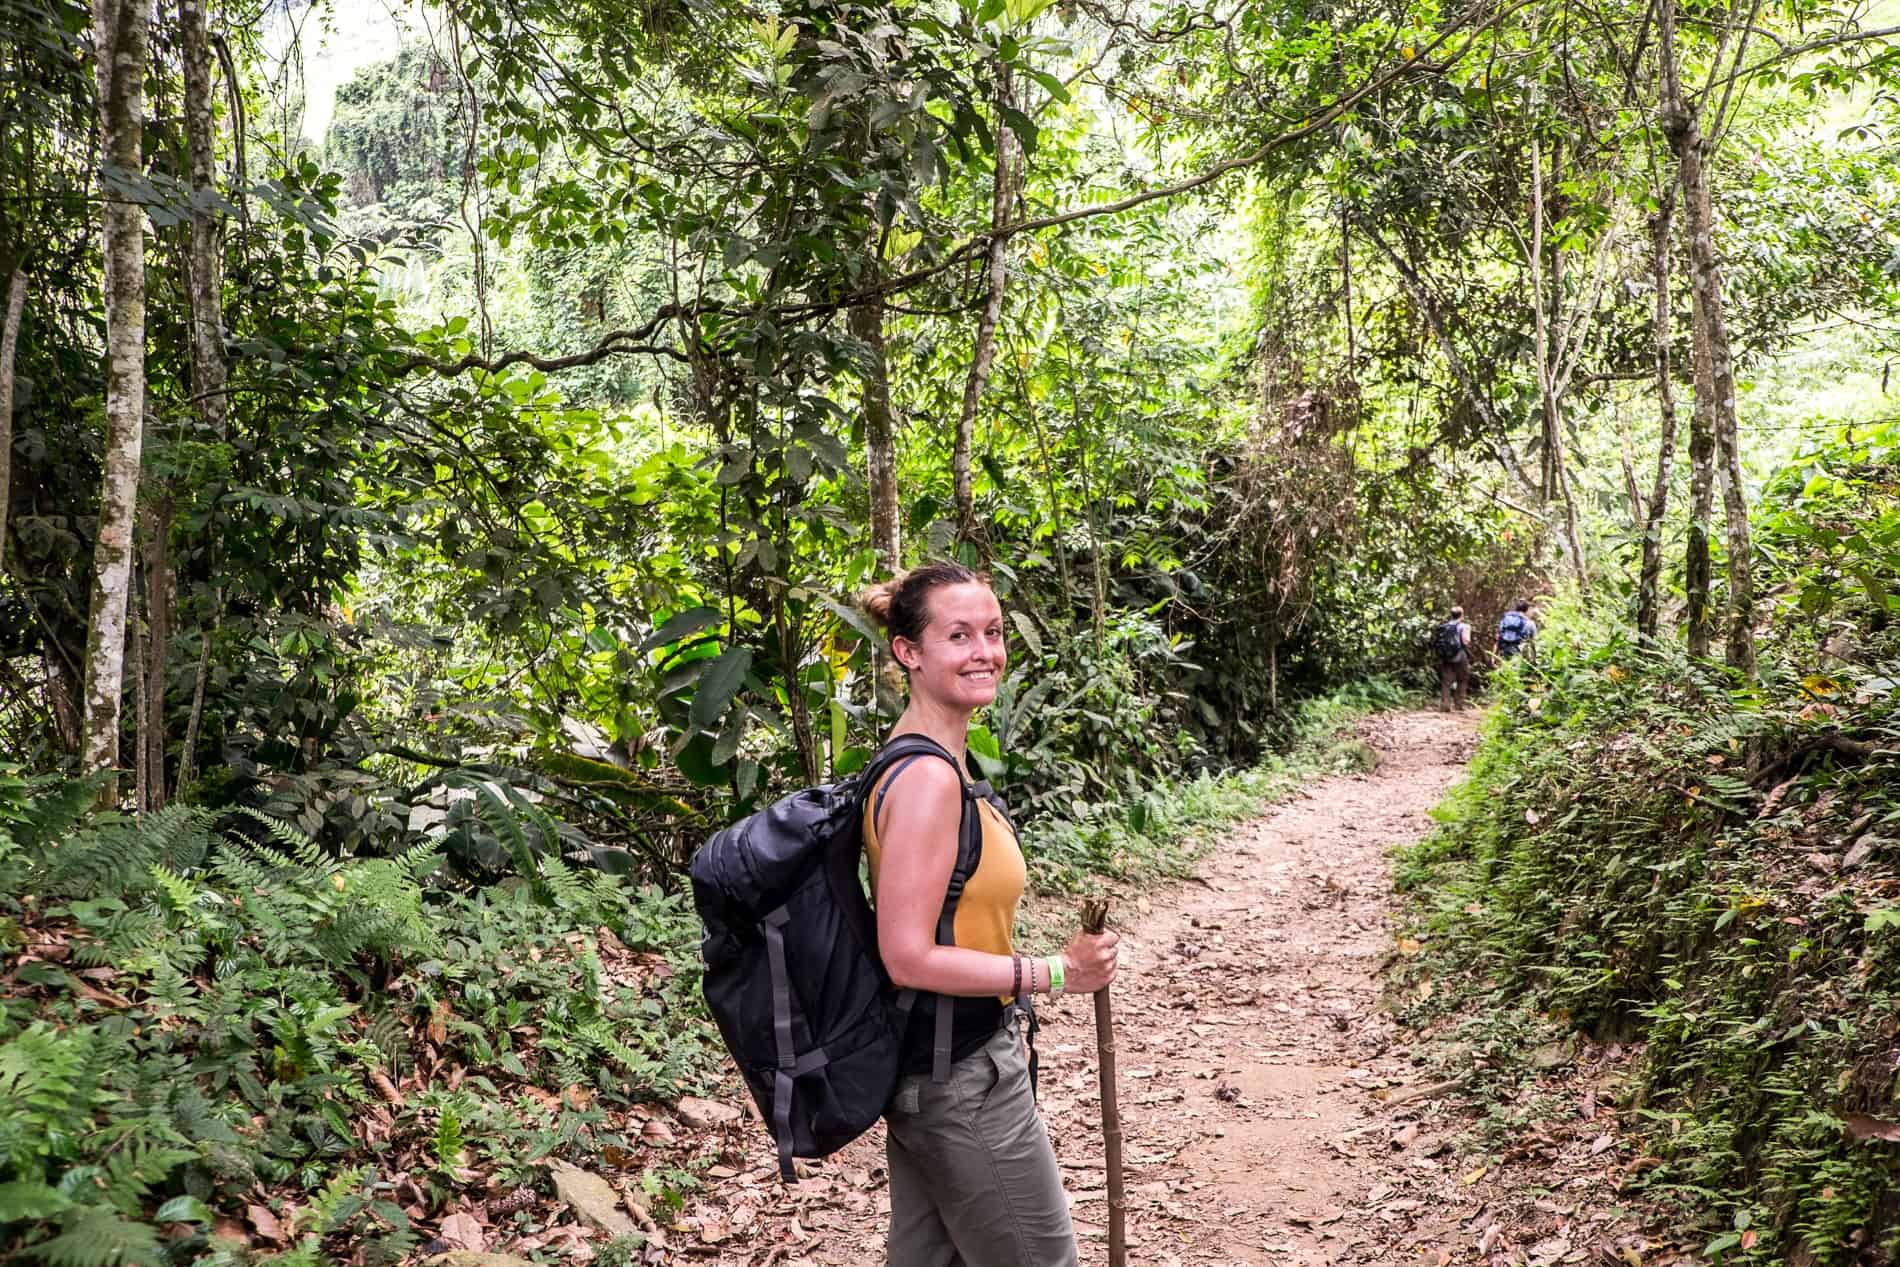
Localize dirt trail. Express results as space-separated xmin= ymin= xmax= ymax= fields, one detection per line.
xmin=688 ymin=709 xmax=1529 ymax=1266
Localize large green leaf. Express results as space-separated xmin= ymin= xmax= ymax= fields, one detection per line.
xmin=639 ymin=606 xmax=722 ymax=655
xmin=689 ymin=648 xmax=754 ymax=734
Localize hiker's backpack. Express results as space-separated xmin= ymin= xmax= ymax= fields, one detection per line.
xmin=690 ymin=734 xmax=1001 ymax=1181
xmin=1498 ymin=611 xmax=1529 ymax=645
xmin=1432 ymin=620 xmax=1466 ymax=662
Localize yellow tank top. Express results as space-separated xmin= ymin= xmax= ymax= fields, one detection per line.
xmin=862 ymin=760 xmax=1024 ymax=979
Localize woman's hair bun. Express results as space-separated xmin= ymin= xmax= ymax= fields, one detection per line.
xmin=859 ymin=580 xmax=898 ymax=630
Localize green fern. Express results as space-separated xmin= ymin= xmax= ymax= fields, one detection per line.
xmin=0 ymin=1023 xmax=102 ymax=1176
xmin=27 ymin=1207 xmax=163 ymax=1267
xmin=34 ymin=807 xmax=211 ymax=902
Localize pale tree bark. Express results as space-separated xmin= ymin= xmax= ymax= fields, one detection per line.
xmin=1661 ymin=0 xmax=1719 ymax=662
xmin=1661 ymin=0 xmax=1755 ymax=673
xmin=81 ymin=0 xmax=152 ymax=798
xmin=1684 ymin=309 xmax=1718 ymax=659
xmin=140 ymin=499 xmax=172 ymax=808
xmin=0 ymin=264 xmax=24 ymax=574
xmin=1636 ymin=195 xmax=1680 ymax=642
xmin=954 ymin=61 xmax=1016 ymax=554
xmin=852 ymin=295 xmax=901 ymax=573
xmin=180 ymin=0 xmax=226 ymax=439
xmin=1525 ymin=135 xmax=1589 ymax=586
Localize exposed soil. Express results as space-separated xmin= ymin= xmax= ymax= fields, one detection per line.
xmin=598 ymin=709 xmax=1657 ymax=1266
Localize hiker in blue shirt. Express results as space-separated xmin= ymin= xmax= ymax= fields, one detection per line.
xmin=1495 ymin=599 xmax=1537 ymax=661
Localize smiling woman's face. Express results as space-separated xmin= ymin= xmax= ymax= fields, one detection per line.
xmin=894 ymin=581 xmax=1007 ymax=711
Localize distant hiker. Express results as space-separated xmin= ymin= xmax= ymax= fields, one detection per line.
xmin=1496 ymin=599 xmax=1537 ymax=661
xmin=861 ymin=561 xmax=1119 ymax=1267
xmin=1433 ymin=605 xmax=1472 ymax=711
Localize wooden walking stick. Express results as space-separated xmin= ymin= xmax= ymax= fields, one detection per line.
xmin=1079 ymin=897 xmax=1126 ymax=1267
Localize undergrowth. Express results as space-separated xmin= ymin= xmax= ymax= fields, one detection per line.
xmin=1393 ymin=635 xmax=1900 ymax=1264
xmin=0 ymin=776 xmax=715 ymax=1267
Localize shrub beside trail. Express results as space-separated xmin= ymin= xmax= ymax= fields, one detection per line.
xmin=1395 ymin=639 xmax=1900 ymax=1263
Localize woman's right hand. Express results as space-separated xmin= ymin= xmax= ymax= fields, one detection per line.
xmin=1061 ymin=928 xmax=1120 ymax=995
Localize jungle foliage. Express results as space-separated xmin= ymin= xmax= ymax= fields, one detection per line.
xmin=4 ymin=0 xmax=1900 ymax=1255
xmin=1396 ymin=423 xmax=1900 ymax=1262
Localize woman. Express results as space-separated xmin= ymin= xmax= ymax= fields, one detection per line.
xmin=859 ymin=561 xmax=1120 ymax=1267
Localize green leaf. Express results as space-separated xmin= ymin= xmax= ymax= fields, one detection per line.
xmin=0 ymin=1182 xmax=72 ymax=1222
xmin=819 ymin=594 xmax=884 ymax=645
xmin=1009 ymin=611 xmax=1042 ymax=658
xmin=1025 ymin=67 xmax=1070 ymax=103
xmin=152 ymin=1196 xmax=213 ymax=1225
xmin=712 ymin=706 xmax=748 ymax=766
xmin=640 ymin=606 xmax=722 ymax=654
xmin=689 ymin=649 xmax=754 ymax=733
xmin=967 ymin=725 xmax=1002 ymax=761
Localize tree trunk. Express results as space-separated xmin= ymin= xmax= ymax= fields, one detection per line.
xmin=140 ymin=498 xmax=172 ymax=809
xmin=131 ymin=580 xmax=149 ymax=812
xmin=180 ymin=0 xmax=228 ymax=440
xmin=1684 ymin=306 xmax=1718 ymax=659
xmin=954 ymin=61 xmax=1016 ymax=553
xmin=46 ymin=645 xmax=83 ymax=753
xmin=175 ymin=610 xmax=214 ymax=793
xmin=1526 ymin=137 xmax=1587 ymax=586
xmin=1680 ymin=141 xmax=1756 ymax=673
xmin=1660 ymin=0 xmax=1716 ymax=662
xmin=80 ymin=0 xmax=152 ymax=799
xmin=775 ymin=595 xmax=821 ymax=786
xmin=0 ymin=264 xmax=24 ymax=574
xmin=1636 ymin=198 xmax=1679 ymax=642
xmin=1715 ymin=396 xmax=1755 ymax=673
xmin=852 ymin=295 xmax=901 ymax=573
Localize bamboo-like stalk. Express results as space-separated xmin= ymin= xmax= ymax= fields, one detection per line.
xmin=1080 ymin=898 xmax=1125 ymax=1267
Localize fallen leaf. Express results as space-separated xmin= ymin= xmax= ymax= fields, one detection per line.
xmin=247 ymin=1204 xmax=285 ymax=1244
xmin=675 ymin=1096 xmax=741 ymax=1128
xmin=1844 ymin=1113 xmax=1900 ymax=1143
xmin=438 ymin=1212 xmax=485 ymax=1252
xmin=1460 ymin=1164 xmax=1488 ymax=1186
xmin=640 ymin=1118 xmax=677 ymax=1145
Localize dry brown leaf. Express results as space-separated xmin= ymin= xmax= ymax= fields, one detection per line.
xmin=1844 ymin=1113 xmax=1900 ymax=1142
xmin=247 ymin=1204 xmax=285 ymax=1244
xmin=675 ymin=1096 xmax=741 ymax=1128
xmin=640 ymin=1118 xmax=677 ymax=1145
xmin=438 ymin=1212 xmax=486 ymax=1251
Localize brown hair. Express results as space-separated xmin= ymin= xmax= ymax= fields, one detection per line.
xmin=859 ymin=561 xmax=989 ymax=654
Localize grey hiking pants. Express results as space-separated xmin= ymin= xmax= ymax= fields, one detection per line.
xmin=884 ymin=1009 xmax=1078 ymax=1267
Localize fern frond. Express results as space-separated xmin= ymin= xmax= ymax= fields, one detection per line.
xmin=28 ymin=1206 xmax=163 ymax=1267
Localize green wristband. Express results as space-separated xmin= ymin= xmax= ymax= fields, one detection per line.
xmin=1045 ymin=953 xmax=1066 ymax=997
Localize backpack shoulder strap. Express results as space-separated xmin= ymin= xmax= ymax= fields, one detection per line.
xmin=856 ymin=734 xmax=990 ymax=1084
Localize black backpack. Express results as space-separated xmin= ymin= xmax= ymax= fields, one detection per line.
xmin=1432 ymin=620 xmax=1466 ymax=662
xmin=690 ymin=734 xmax=1001 ymax=1181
